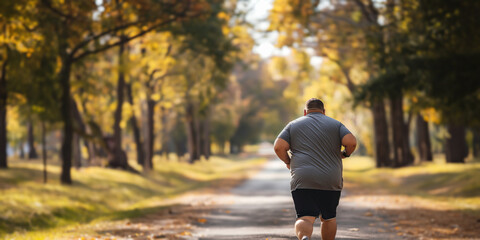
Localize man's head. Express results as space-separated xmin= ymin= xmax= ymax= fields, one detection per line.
xmin=304 ymin=98 xmax=325 ymax=115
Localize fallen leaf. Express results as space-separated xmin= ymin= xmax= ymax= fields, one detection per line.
xmin=179 ymin=231 xmax=192 ymax=236
xmin=197 ymin=218 xmax=207 ymax=223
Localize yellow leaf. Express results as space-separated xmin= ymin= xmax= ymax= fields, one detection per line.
xmin=197 ymin=218 xmax=207 ymax=223
xmin=179 ymin=231 xmax=192 ymax=236
xmin=222 ymin=25 xmax=230 ymax=35
xmin=217 ymin=11 xmax=229 ymax=21
xmin=151 ymin=93 xmax=161 ymax=101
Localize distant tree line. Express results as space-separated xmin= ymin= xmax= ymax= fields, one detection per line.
xmin=0 ymin=0 xmax=294 ymax=184
xmin=269 ymin=0 xmax=480 ymax=167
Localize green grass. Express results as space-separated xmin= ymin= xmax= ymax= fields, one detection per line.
xmin=0 ymin=155 xmax=266 ymax=239
xmin=343 ymin=156 xmax=480 ymax=210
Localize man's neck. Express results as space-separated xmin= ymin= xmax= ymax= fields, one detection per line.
xmin=306 ymin=109 xmax=324 ymax=115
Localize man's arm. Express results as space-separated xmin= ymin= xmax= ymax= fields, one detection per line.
xmin=341 ymin=133 xmax=357 ymax=158
xmin=274 ymin=138 xmax=291 ymax=169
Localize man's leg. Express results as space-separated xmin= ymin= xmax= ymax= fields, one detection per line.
xmin=320 ymin=217 xmax=337 ymax=240
xmin=295 ymin=216 xmax=315 ymax=240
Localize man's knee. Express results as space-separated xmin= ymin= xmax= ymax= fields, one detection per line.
xmin=297 ymin=216 xmax=316 ymax=225
xmin=320 ymin=216 xmax=336 ymax=223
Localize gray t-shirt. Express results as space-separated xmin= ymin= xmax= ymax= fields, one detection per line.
xmin=277 ymin=112 xmax=351 ymax=191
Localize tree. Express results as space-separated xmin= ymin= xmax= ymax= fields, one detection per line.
xmin=391 ymin=0 xmax=480 ymax=162
xmin=416 ymin=114 xmax=432 ymax=161
xmin=35 ymin=0 xmax=207 ymax=183
xmin=0 ymin=0 xmax=40 ymax=168
xmin=168 ymin=2 xmax=236 ymax=162
xmin=268 ymin=0 xmax=397 ymax=167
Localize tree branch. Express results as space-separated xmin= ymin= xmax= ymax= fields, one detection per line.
xmin=367 ymin=0 xmax=379 ymax=19
xmin=321 ymin=51 xmax=356 ymax=93
xmin=72 ymin=18 xmax=175 ymax=61
xmin=40 ymin=0 xmax=74 ymax=20
xmin=153 ymin=71 xmax=180 ymax=82
xmin=352 ymin=0 xmax=376 ymax=24
xmin=70 ymin=20 xmax=144 ymax=58
xmin=72 ymin=2 xmax=206 ymax=62
xmin=312 ymin=11 xmax=362 ymax=28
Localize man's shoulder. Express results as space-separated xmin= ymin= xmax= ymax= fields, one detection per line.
xmin=289 ymin=115 xmax=342 ymax=128
xmin=309 ymin=114 xmax=342 ymax=125
xmin=289 ymin=116 xmax=309 ymax=125
xmin=323 ymin=115 xmax=342 ymax=125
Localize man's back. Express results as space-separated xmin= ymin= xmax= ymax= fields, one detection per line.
xmin=274 ymin=98 xmax=357 ymax=240
xmin=278 ymin=112 xmax=350 ymax=191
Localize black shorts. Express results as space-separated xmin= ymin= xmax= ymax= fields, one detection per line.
xmin=291 ymin=189 xmax=341 ymax=220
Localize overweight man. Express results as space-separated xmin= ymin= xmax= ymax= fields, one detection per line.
xmin=274 ymin=98 xmax=357 ymax=240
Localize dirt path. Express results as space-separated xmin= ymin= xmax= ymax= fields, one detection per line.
xmin=75 ymin=154 xmax=413 ymax=240
xmin=186 ymin=159 xmax=408 ymax=240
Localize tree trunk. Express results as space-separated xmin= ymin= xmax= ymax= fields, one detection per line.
xmin=19 ymin=142 xmax=25 ymax=159
xmin=200 ymin=117 xmax=211 ymax=160
xmin=59 ymin=58 xmax=73 ymax=184
xmin=445 ymin=124 xmax=467 ymax=163
xmin=371 ymin=100 xmax=391 ymax=167
xmin=173 ymin=121 xmax=187 ymax=160
xmin=71 ymin=99 xmax=94 ymax=165
xmin=42 ymin=121 xmax=47 ymax=183
xmin=473 ymin=128 xmax=480 ymax=158
xmin=106 ymin=39 xmax=131 ymax=170
xmin=175 ymin=137 xmax=187 ymax=160
xmin=27 ymin=121 xmax=39 ymax=159
xmin=186 ymin=102 xmax=200 ymax=163
xmin=416 ymin=114 xmax=432 ymax=161
xmin=144 ymin=99 xmax=155 ymax=172
xmin=219 ymin=142 xmax=225 ymax=155
xmin=126 ymin=82 xmax=144 ymax=166
xmin=160 ymin=106 xmax=168 ymax=159
xmin=72 ymin=133 xmax=82 ymax=168
xmin=194 ymin=117 xmax=201 ymax=159
xmin=389 ymin=96 xmax=414 ymax=167
xmin=229 ymin=139 xmax=241 ymax=154
xmin=0 ymin=56 xmax=7 ymax=168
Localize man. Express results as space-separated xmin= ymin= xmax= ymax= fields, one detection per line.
xmin=274 ymin=98 xmax=357 ymax=240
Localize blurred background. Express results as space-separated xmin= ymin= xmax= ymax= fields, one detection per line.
xmin=1 ymin=0 xmax=479 ymax=238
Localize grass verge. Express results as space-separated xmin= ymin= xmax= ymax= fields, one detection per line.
xmin=343 ymin=156 xmax=480 ymax=239
xmin=343 ymin=156 xmax=480 ymax=210
xmin=0 ymin=155 xmax=267 ymax=239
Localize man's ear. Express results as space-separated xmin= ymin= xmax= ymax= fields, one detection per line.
xmin=323 ymin=109 xmax=326 ymax=114
xmin=303 ymin=109 xmax=307 ymax=116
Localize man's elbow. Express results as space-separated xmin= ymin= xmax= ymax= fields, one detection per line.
xmin=273 ymin=138 xmax=289 ymax=154
xmin=350 ymin=136 xmax=357 ymax=147
xmin=273 ymin=143 xmax=284 ymax=154
xmin=343 ymin=134 xmax=357 ymax=149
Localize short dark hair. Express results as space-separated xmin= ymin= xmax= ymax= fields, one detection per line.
xmin=305 ymin=98 xmax=324 ymax=111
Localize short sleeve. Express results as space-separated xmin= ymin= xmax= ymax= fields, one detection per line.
xmin=277 ymin=122 xmax=292 ymax=145
xmin=339 ymin=123 xmax=351 ymax=140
